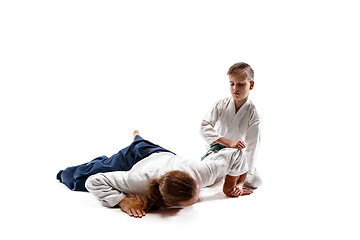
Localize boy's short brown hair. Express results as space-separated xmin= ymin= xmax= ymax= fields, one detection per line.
xmin=227 ymin=62 xmax=254 ymax=82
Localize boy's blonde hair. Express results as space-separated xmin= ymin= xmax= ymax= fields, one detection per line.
xmin=227 ymin=62 xmax=254 ymax=82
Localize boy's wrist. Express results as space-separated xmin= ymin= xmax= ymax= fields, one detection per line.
xmin=216 ymin=137 xmax=231 ymax=147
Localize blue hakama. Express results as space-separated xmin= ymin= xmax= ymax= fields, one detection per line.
xmin=56 ymin=135 xmax=174 ymax=191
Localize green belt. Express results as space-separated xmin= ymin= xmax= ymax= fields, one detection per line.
xmin=201 ymin=143 xmax=226 ymax=160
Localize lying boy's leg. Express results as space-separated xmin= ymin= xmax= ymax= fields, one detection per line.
xmin=133 ymin=130 xmax=140 ymax=141
xmin=57 ymin=155 xmax=109 ymax=191
xmin=117 ymin=131 xmax=175 ymax=170
xmin=57 ymin=131 xmax=174 ymax=191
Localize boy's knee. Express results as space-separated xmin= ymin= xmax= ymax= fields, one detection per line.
xmin=245 ymin=174 xmax=262 ymax=189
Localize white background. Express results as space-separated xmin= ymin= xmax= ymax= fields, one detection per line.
xmin=1 ymin=1 xmax=359 ymax=239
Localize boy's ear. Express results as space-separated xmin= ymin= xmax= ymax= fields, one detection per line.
xmin=250 ymin=81 xmax=255 ymax=89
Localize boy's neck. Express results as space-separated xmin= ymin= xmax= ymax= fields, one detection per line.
xmin=234 ymin=97 xmax=248 ymax=112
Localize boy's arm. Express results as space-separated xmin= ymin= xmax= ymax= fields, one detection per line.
xmin=244 ymin=116 xmax=261 ymax=175
xmin=200 ymin=99 xmax=246 ymax=149
xmin=215 ymin=137 xmax=246 ymax=150
xmin=200 ymin=102 xmax=223 ymax=145
xmin=85 ymin=172 xmax=126 ymax=207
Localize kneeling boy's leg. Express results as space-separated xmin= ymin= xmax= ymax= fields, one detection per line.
xmin=244 ymin=169 xmax=262 ymax=189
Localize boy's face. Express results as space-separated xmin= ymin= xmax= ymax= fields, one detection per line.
xmin=229 ymin=71 xmax=254 ymax=103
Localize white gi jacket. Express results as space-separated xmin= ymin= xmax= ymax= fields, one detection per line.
xmin=85 ymin=150 xmax=247 ymax=207
xmin=200 ymin=97 xmax=261 ymax=175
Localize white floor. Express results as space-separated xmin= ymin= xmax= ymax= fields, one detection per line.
xmin=3 ymin=156 xmax=357 ymax=240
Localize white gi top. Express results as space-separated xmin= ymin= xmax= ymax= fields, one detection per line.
xmin=200 ymin=97 xmax=261 ymax=175
xmin=85 ymin=149 xmax=248 ymax=207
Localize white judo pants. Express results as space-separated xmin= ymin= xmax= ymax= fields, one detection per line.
xmin=245 ymin=168 xmax=262 ymax=189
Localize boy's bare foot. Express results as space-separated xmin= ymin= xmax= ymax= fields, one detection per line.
xmin=133 ymin=130 xmax=140 ymax=141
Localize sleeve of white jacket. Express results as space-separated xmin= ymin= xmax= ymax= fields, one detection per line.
xmin=228 ymin=149 xmax=248 ymax=177
xmin=244 ymin=110 xmax=261 ymax=175
xmin=85 ymin=172 xmax=126 ymax=208
xmin=200 ymin=101 xmax=223 ymax=145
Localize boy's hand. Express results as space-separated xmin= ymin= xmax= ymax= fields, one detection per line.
xmin=120 ymin=205 xmax=146 ymax=218
xmin=118 ymin=195 xmax=147 ymax=218
xmin=229 ymin=140 xmax=246 ymax=150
